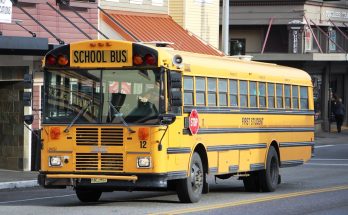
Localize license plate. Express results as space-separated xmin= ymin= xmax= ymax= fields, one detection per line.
xmin=91 ymin=178 xmax=107 ymax=183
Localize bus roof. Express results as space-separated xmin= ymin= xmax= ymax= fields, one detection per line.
xmin=157 ymin=47 xmax=312 ymax=86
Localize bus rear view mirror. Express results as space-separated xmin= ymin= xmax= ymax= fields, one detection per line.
xmin=169 ymin=71 xmax=182 ymax=88
xmin=170 ymin=90 xmax=182 ymax=106
xmin=24 ymin=114 xmax=34 ymax=125
xmin=159 ymin=114 xmax=176 ymax=125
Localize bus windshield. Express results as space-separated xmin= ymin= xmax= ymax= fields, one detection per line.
xmin=43 ymin=68 xmax=163 ymax=124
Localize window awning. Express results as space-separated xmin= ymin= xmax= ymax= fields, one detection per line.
xmin=101 ymin=11 xmax=223 ymax=56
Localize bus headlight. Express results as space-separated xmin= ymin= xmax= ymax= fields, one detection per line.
xmin=137 ymin=156 xmax=151 ymax=168
xmin=49 ymin=156 xmax=62 ymax=167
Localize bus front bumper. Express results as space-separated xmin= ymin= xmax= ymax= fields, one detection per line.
xmin=38 ymin=173 xmax=168 ymax=191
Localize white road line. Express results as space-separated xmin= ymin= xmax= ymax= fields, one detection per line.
xmin=0 ymin=194 xmax=75 ymax=204
xmin=314 ymin=145 xmax=334 ymax=149
xmin=311 ymin=158 xmax=348 ymax=161
xmin=305 ymin=163 xmax=348 ymax=166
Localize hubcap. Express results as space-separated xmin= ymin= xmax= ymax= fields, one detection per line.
xmin=191 ymin=163 xmax=203 ymax=192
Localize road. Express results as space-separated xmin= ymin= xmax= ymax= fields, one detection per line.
xmin=0 ymin=135 xmax=347 ymax=215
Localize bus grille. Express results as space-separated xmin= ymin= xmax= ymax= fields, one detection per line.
xmin=76 ymin=128 xmax=98 ymax=146
xmin=75 ymin=128 xmax=124 ymax=146
xmin=76 ymin=153 xmax=123 ymax=171
xmin=101 ymin=128 xmax=123 ymax=146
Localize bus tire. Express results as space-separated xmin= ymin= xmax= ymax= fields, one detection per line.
xmin=260 ymin=146 xmax=279 ymax=192
xmin=176 ymin=152 xmax=203 ymax=203
xmin=75 ymin=188 xmax=102 ymax=202
xmin=243 ymin=172 xmax=260 ymax=192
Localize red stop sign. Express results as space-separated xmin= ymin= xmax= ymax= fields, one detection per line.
xmin=189 ymin=109 xmax=199 ymax=135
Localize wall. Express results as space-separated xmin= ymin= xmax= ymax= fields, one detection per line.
xmin=100 ymin=0 xmax=168 ymax=14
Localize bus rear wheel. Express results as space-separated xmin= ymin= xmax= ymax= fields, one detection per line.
xmin=75 ymin=188 xmax=102 ymax=202
xmin=176 ymin=152 xmax=203 ymax=203
xmin=260 ymin=146 xmax=279 ymax=192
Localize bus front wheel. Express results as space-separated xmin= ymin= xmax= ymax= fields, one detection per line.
xmin=260 ymin=146 xmax=279 ymax=192
xmin=176 ymin=152 xmax=203 ymax=203
xmin=75 ymin=188 xmax=102 ymax=202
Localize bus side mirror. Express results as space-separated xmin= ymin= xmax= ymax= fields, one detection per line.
xmin=169 ymin=71 xmax=182 ymax=88
xmin=24 ymin=115 xmax=34 ymax=125
xmin=23 ymin=92 xmax=32 ymax=106
xmin=159 ymin=114 xmax=176 ymax=125
xmin=170 ymin=90 xmax=182 ymax=106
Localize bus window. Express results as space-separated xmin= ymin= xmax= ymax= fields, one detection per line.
xmin=300 ymin=86 xmax=309 ymax=109
xmin=240 ymin=80 xmax=248 ymax=107
xmin=249 ymin=81 xmax=257 ymax=108
xmin=208 ymin=78 xmax=217 ymax=106
xmin=229 ymin=79 xmax=238 ymax=107
xmin=268 ymin=83 xmax=275 ymax=108
xmin=196 ymin=77 xmax=206 ymax=106
xmin=276 ymin=84 xmax=283 ymax=108
xmin=292 ymin=85 xmax=299 ymax=109
xmin=219 ymin=79 xmax=228 ymax=106
xmin=259 ymin=82 xmax=266 ymax=108
xmin=184 ymin=76 xmax=194 ymax=106
xmin=285 ymin=85 xmax=291 ymax=109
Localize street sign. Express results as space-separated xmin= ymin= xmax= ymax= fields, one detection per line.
xmin=189 ymin=109 xmax=199 ymax=135
xmin=0 ymin=0 xmax=12 ymax=24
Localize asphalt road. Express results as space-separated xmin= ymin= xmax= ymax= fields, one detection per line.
xmin=0 ymin=135 xmax=347 ymax=215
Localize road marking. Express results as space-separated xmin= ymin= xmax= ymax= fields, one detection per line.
xmin=305 ymin=163 xmax=348 ymax=166
xmin=149 ymin=185 xmax=348 ymax=215
xmin=311 ymin=158 xmax=348 ymax=161
xmin=314 ymin=145 xmax=334 ymax=149
xmin=0 ymin=194 xmax=75 ymax=204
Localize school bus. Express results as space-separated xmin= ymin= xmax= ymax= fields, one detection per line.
xmin=37 ymin=40 xmax=314 ymax=203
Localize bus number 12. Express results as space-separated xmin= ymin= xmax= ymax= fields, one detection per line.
xmin=140 ymin=141 xmax=147 ymax=149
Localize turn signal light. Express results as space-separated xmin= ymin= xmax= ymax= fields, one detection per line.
xmin=50 ymin=127 xmax=61 ymax=140
xmin=138 ymin=127 xmax=149 ymax=140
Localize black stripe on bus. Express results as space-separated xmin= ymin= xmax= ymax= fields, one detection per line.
xmin=167 ymin=171 xmax=187 ymax=180
xmin=209 ymin=167 xmax=218 ymax=174
xmin=167 ymin=147 xmax=191 ymax=154
xmin=280 ymin=160 xmax=304 ymax=168
xmin=207 ymin=143 xmax=267 ymax=152
xmin=184 ymin=106 xmax=314 ymax=115
xmin=250 ymin=163 xmax=265 ymax=171
xmin=183 ymin=127 xmax=315 ymax=135
xmin=279 ymin=142 xmax=315 ymax=147
xmin=229 ymin=165 xmax=239 ymax=173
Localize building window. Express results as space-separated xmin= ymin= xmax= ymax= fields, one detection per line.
xmin=196 ymin=77 xmax=206 ymax=106
xmin=183 ymin=76 xmax=193 ymax=105
xmin=230 ymin=39 xmax=245 ymax=55
xmin=219 ymin=79 xmax=228 ymax=106
xmin=208 ymin=78 xmax=217 ymax=106
xmin=229 ymin=79 xmax=238 ymax=107
xmin=259 ymin=82 xmax=266 ymax=108
xmin=240 ymin=80 xmax=248 ymax=107
xmin=268 ymin=83 xmax=275 ymax=108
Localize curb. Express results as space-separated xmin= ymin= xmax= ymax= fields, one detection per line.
xmin=0 ymin=180 xmax=38 ymax=190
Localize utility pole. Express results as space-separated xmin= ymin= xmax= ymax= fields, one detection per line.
xmin=221 ymin=0 xmax=229 ymax=55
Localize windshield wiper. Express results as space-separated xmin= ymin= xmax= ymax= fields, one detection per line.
xmin=108 ymin=102 xmax=135 ymax=133
xmin=64 ymin=100 xmax=92 ymax=133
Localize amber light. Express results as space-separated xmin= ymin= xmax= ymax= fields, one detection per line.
xmin=145 ymin=54 xmax=156 ymax=65
xmin=98 ymin=42 xmax=105 ymax=47
xmin=46 ymin=55 xmax=56 ymax=65
xmin=57 ymin=55 xmax=69 ymax=66
xmin=133 ymin=54 xmax=143 ymax=65
xmin=138 ymin=128 xmax=149 ymax=140
xmin=50 ymin=127 xmax=61 ymax=140
xmin=90 ymin=43 xmax=96 ymax=47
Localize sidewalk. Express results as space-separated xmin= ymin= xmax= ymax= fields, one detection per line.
xmin=0 ymin=126 xmax=347 ymax=190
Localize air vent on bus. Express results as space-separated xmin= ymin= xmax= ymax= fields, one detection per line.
xmin=101 ymin=153 xmax=123 ymax=171
xmin=76 ymin=128 xmax=98 ymax=146
xmin=75 ymin=153 xmax=123 ymax=172
xmin=76 ymin=153 xmax=98 ymax=171
xmin=101 ymin=128 xmax=123 ymax=146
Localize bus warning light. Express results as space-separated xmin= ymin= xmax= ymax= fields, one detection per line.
xmin=46 ymin=54 xmax=56 ymax=66
xmin=138 ymin=127 xmax=149 ymax=140
xmin=145 ymin=54 xmax=156 ymax=65
xmin=57 ymin=55 xmax=69 ymax=66
xmin=133 ymin=54 xmax=143 ymax=65
xmin=50 ymin=127 xmax=61 ymax=140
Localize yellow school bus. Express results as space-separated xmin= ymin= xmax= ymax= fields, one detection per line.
xmin=37 ymin=40 xmax=314 ymax=203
